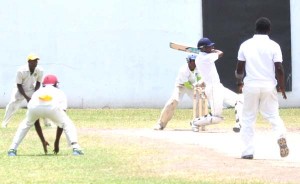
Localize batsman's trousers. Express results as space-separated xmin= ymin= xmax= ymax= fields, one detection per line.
xmin=205 ymin=83 xmax=241 ymax=117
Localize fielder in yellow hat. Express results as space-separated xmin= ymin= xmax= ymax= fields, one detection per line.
xmin=2 ymin=53 xmax=43 ymax=128
xmin=27 ymin=53 xmax=39 ymax=61
xmin=2 ymin=53 xmax=51 ymax=153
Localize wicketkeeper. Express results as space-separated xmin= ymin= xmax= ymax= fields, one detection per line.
xmin=154 ymin=54 xmax=204 ymax=131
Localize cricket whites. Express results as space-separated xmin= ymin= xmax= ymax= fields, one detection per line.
xmin=193 ymin=86 xmax=208 ymax=131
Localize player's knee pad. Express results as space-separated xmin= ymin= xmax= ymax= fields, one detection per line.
xmin=235 ymin=96 xmax=243 ymax=123
xmin=235 ymin=99 xmax=243 ymax=109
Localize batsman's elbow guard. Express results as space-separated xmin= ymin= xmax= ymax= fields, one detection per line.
xmin=192 ymin=114 xmax=224 ymax=126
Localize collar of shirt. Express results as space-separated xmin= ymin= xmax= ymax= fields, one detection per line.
xmin=253 ymin=34 xmax=269 ymax=40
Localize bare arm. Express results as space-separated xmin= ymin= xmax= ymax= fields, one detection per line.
xmin=34 ymin=120 xmax=49 ymax=154
xmin=275 ymin=62 xmax=287 ymax=99
xmin=17 ymin=84 xmax=31 ymax=102
xmin=35 ymin=81 xmax=41 ymax=91
xmin=53 ymin=127 xmax=63 ymax=154
xmin=235 ymin=60 xmax=246 ymax=94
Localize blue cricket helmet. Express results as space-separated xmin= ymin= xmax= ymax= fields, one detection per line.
xmin=186 ymin=54 xmax=197 ymax=62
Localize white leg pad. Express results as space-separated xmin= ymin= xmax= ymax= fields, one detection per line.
xmin=192 ymin=115 xmax=224 ymax=126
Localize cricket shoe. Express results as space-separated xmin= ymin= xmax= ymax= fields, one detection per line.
xmin=278 ymin=137 xmax=289 ymax=157
xmin=233 ymin=123 xmax=241 ymax=133
xmin=190 ymin=120 xmax=206 ymax=132
xmin=192 ymin=113 xmax=224 ymax=126
xmin=200 ymin=126 xmax=206 ymax=131
xmin=241 ymin=155 xmax=253 ymax=159
xmin=73 ymin=148 xmax=84 ymax=156
xmin=1 ymin=123 xmax=7 ymax=128
xmin=190 ymin=121 xmax=199 ymax=132
xmin=153 ymin=122 xmax=164 ymax=130
xmin=8 ymin=149 xmax=17 ymax=156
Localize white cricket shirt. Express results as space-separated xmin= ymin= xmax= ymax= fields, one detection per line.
xmin=15 ymin=65 xmax=43 ymax=91
xmin=238 ymin=35 xmax=282 ymax=88
xmin=175 ymin=64 xmax=199 ymax=86
xmin=195 ymin=52 xmax=220 ymax=86
xmin=28 ymin=85 xmax=68 ymax=110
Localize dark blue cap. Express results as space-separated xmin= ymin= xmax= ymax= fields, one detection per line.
xmin=197 ymin=38 xmax=215 ymax=48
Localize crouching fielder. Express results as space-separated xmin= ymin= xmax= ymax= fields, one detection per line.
xmin=8 ymin=74 xmax=83 ymax=156
xmin=191 ymin=37 xmax=243 ymax=132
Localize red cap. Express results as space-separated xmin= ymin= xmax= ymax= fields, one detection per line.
xmin=43 ymin=75 xmax=58 ymax=85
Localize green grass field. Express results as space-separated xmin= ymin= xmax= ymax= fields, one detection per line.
xmin=0 ymin=108 xmax=299 ymax=184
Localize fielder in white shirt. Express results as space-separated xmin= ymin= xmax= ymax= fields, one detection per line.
xmin=8 ymin=74 xmax=84 ymax=156
xmin=154 ymin=54 xmax=203 ymax=131
xmin=191 ymin=38 xmax=243 ymax=132
xmin=236 ymin=17 xmax=289 ymax=159
xmin=2 ymin=53 xmax=51 ymax=128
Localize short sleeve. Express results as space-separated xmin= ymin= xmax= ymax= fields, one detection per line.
xmin=15 ymin=71 xmax=23 ymax=84
xmin=237 ymin=44 xmax=246 ymax=61
xmin=273 ymin=44 xmax=283 ymax=63
xmin=176 ymin=65 xmax=189 ymax=84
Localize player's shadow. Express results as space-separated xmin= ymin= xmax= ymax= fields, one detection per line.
xmin=236 ymin=157 xmax=284 ymax=161
xmin=172 ymin=128 xmax=228 ymax=133
xmin=15 ymin=153 xmax=69 ymax=157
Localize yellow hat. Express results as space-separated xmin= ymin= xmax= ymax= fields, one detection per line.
xmin=27 ymin=53 xmax=39 ymax=61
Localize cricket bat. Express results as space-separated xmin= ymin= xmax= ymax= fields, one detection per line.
xmin=169 ymin=42 xmax=200 ymax=54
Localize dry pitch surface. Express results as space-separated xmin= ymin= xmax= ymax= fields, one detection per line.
xmin=81 ymin=127 xmax=300 ymax=183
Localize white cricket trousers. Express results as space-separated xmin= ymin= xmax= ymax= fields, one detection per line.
xmin=10 ymin=106 xmax=79 ymax=150
xmin=241 ymin=86 xmax=287 ymax=156
xmin=205 ymin=83 xmax=240 ymax=116
xmin=158 ymin=86 xmax=193 ymax=128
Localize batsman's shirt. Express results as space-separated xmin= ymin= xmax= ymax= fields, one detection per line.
xmin=195 ymin=52 xmax=220 ymax=86
xmin=16 ymin=65 xmax=43 ymax=92
xmin=28 ymin=85 xmax=67 ymax=110
xmin=238 ymin=35 xmax=282 ymax=88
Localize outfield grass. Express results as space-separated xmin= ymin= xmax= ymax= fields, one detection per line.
xmin=0 ymin=108 xmax=299 ymax=184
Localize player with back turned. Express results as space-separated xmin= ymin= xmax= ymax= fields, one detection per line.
xmin=236 ymin=17 xmax=289 ymax=159
xmin=191 ymin=38 xmax=243 ymax=132
xmin=8 ymin=74 xmax=84 ymax=156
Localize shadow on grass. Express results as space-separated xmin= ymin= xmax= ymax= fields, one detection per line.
xmin=10 ymin=153 xmax=69 ymax=157
xmin=173 ymin=128 xmax=228 ymax=133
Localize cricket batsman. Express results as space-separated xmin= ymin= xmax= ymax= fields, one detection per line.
xmin=191 ymin=38 xmax=243 ymax=132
